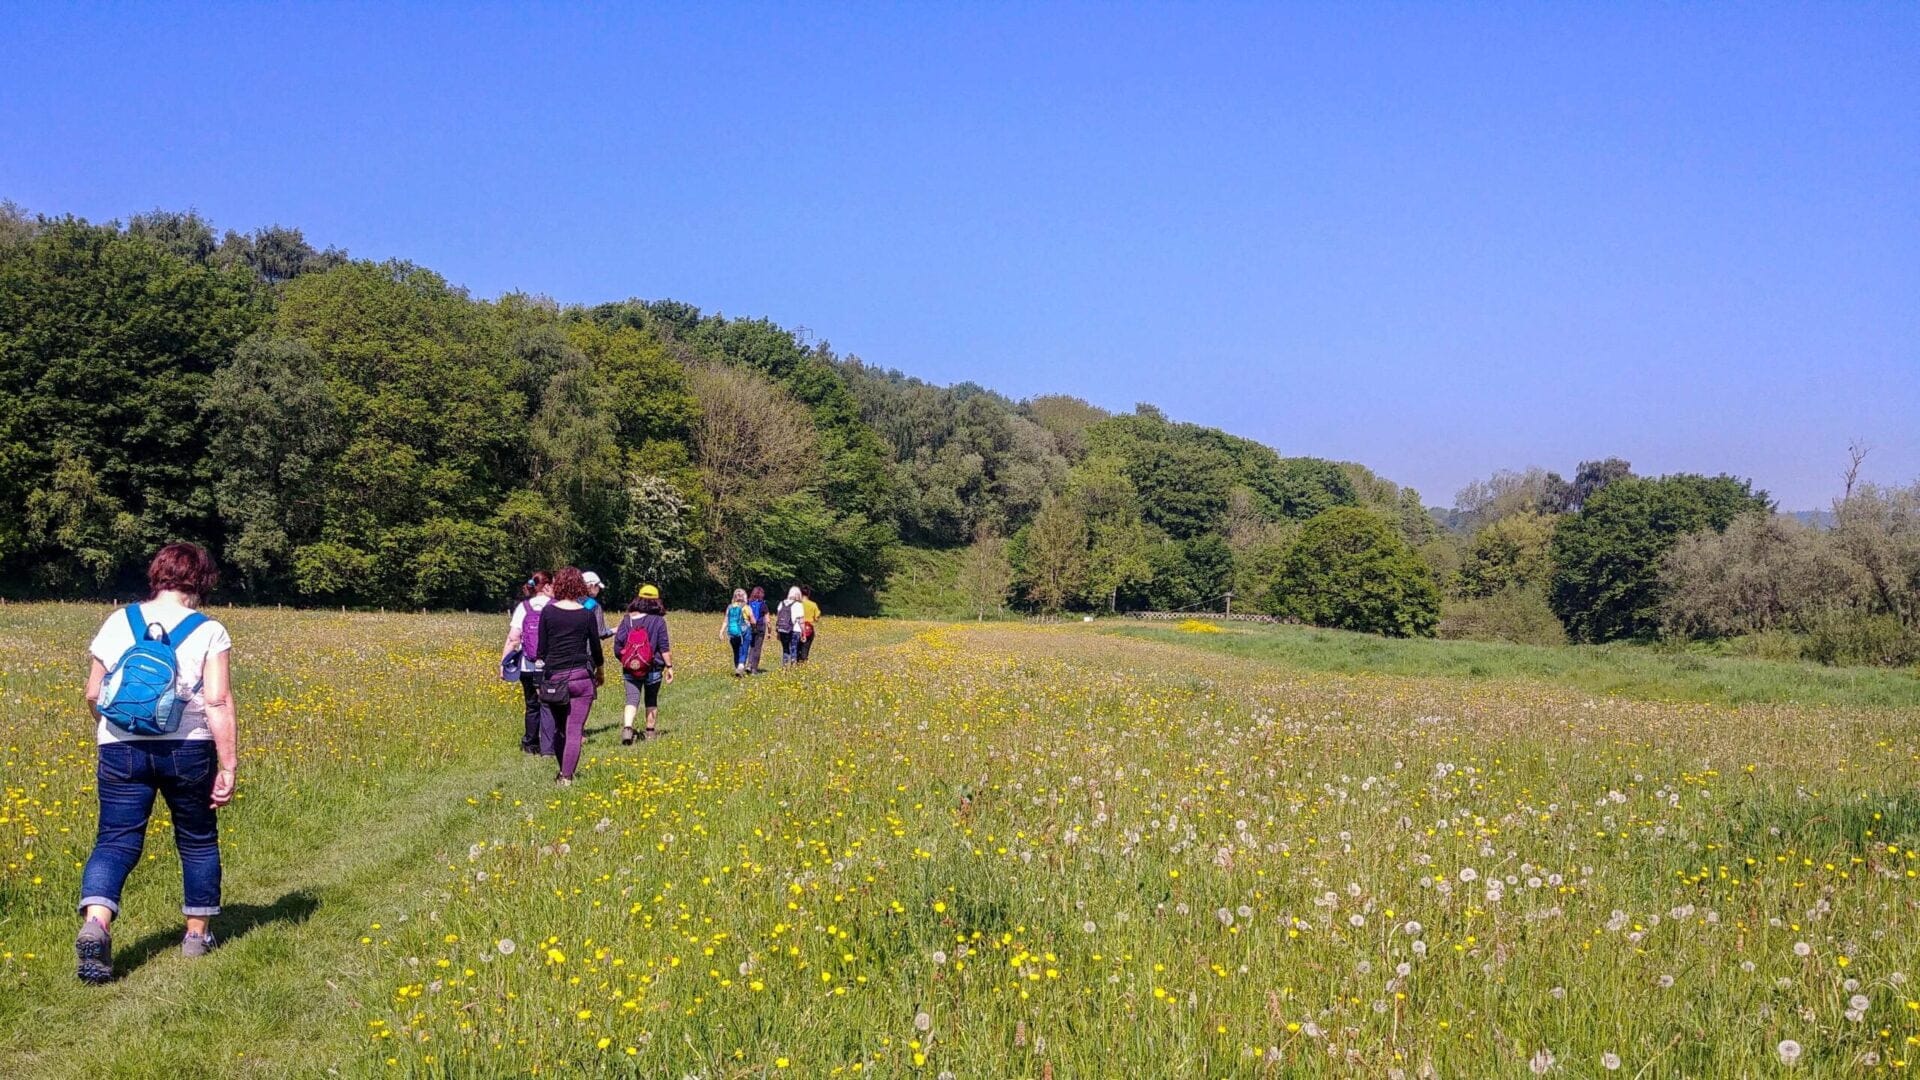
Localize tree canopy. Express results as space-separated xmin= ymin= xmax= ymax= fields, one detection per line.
xmin=4 ymin=204 xmax=1826 ymax=655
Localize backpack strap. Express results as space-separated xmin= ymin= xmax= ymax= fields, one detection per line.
xmin=165 ymin=612 xmax=210 ymax=648
xmin=125 ymin=605 xmax=145 ymax=642
xmin=166 ymin=611 xmax=211 ymax=692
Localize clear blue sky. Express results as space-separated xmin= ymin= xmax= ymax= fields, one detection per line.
xmin=4 ymin=4 xmax=1916 ymax=509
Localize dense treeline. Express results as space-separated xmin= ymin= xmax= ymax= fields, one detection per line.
xmin=3 ymin=206 xmax=1913 ymax=666
xmin=1425 ymin=460 xmax=1920 ymax=667
xmin=0 ymin=209 xmax=890 ymax=608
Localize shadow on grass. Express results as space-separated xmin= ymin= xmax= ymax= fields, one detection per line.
xmin=114 ymin=889 xmax=320 ymax=979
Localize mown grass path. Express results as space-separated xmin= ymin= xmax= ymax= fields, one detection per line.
xmin=0 ymin=605 xmax=922 ymax=1078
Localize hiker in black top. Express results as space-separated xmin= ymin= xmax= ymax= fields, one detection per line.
xmin=535 ymin=568 xmax=603 ymax=785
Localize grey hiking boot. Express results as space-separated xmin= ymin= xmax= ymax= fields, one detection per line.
xmin=76 ymin=918 xmax=113 ymax=984
xmin=182 ymin=930 xmax=217 ymax=958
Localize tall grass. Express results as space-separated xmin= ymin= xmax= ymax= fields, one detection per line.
xmin=1 ymin=605 xmax=1916 ymax=1076
xmin=1110 ymin=620 xmax=1920 ymax=709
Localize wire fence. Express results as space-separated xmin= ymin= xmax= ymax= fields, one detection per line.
xmin=1020 ymin=592 xmax=1291 ymax=626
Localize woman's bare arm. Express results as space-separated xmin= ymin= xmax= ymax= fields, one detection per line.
xmin=84 ymin=658 xmax=106 ymax=720
xmin=201 ymin=649 xmax=238 ymax=807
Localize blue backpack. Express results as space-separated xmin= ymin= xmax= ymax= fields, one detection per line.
xmin=97 ymin=605 xmax=209 ymax=736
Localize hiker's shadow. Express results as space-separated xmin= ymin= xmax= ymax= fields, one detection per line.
xmin=116 ymin=889 xmax=320 ymax=978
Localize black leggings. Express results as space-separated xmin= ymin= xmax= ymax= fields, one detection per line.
xmin=519 ymin=673 xmax=543 ymax=751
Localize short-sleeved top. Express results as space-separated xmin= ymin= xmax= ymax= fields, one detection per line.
xmin=777 ymin=598 xmax=804 ymax=629
xmin=90 ymin=601 xmax=231 ymax=745
xmin=802 ymin=599 xmax=821 ymax=624
xmin=508 ymin=595 xmax=550 ymax=637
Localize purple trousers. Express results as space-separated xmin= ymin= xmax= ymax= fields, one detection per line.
xmin=540 ymin=668 xmax=598 ymax=779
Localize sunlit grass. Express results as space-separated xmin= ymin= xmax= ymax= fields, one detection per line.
xmin=2 ymin=605 xmax=1917 ymax=1076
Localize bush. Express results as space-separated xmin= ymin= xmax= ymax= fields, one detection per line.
xmin=1803 ymin=610 xmax=1920 ymax=668
xmin=1439 ymin=585 xmax=1567 ymax=646
xmin=1719 ymin=630 xmax=1812 ymax=663
xmin=1549 ymin=474 xmax=1771 ymax=642
xmin=1657 ymin=513 xmax=1862 ymax=638
xmin=1267 ymin=507 xmax=1439 ymax=637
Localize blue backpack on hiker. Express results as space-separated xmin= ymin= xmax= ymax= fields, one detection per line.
xmin=97 ymin=605 xmax=209 ymax=737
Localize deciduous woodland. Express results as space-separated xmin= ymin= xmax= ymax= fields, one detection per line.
xmin=2 ymin=207 xmax=1915 ymax=665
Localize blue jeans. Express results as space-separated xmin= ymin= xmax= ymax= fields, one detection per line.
xmin=730 ymin=633 xmax=750 ymax=668
xmin=80 ymin=740 xmax=222 ymax=917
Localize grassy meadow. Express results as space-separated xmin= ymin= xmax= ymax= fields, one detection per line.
xmin=1 ymin=604 xmax=1917 ymax=1077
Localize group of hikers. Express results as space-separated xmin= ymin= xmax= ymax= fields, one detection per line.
xmin=67 ymin=541 xmax=827 ymax=985
xmin=722 ymin=584 xmax=821 ymax=675
xmin=499 ymin=570 xmax=822 ymax=786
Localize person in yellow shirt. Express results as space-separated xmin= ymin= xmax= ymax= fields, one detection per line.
xmin=798 ymin=586 xmax=821 ymax=664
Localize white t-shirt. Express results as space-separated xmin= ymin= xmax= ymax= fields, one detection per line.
xmin=90 ymin=601 xmax=232 ymax=745
xmin=508 ymin=595 xmax=550 ymax=638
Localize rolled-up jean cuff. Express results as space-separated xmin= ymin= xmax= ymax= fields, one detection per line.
xmin=182 ymin=905 xmax=221 ymax=917
xmin=78 ymin=895 xmax=121 ymax=916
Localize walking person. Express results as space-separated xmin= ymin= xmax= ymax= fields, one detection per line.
xmin=776 ymin=586 xmax=805 ymax=667
xmin=745 ymin=586 xmax=769 ymax=674
xmin=582 ymin=570 xmax=613 ymax=639
xmin=797 ymin=585 xmax=822 ymax=664
xmin=76 ymin=543 xmax=237 ymax=983
xmin=502 ymin=571 xmax=552 ymax=754
xmin=723 ymin=588 xmax=753 ymax=676
xmin=534 ymin=567 xmax=603 ymax=786
xmin=614 ymin=586 xmax=673 ymax=744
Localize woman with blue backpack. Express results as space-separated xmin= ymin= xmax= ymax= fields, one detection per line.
xmin=723 ymin=588 xmax=753 ymax=676
xmin=76 ymin=542 xmax=236 ymax=984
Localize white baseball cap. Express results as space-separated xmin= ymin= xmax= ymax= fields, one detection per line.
xmin=581 ymin=570 xmax=603 ymax=588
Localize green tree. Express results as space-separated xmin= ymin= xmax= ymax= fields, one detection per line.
xmin=207 ymin=335 xmax=343 ymax=594
xmin=1830 ymin=482 xmax=1920 ymax=630
xmin=686 ymin=362 xmax=822 ymax=585
xmin=23 ymin=450 xmax=142 ymax=589
xmin=1657 ymin=513 xmax=1862 ymax=638
xmin=956 ymin=530 xmax=1016 ymax=619
xmin=1267 ymin=457 xmax=1357 ymax=521
xmin=1020 ymin=394 xmax=1109 ymax=461
xmin=1548 ymin=474 xmax=1772 ymax=642
xmin=1016 ymin=497 xmax=1090 ymax=612
xmin=0 ymin=218 xmax=261 ymax=587
xmin=611 ymin=475 xmax=697 ymax=592
xmin=1267 ymin=507 xmax=1440 ymax=637
xmin=1569 ymin=457 xmax=1633 ymax=511
xmin=270 ymin=260 xmax=526 ymax=606
xmin=1456 ymin=511 xmax=1558 ymax=598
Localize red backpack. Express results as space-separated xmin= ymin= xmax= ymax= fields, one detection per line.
xmin=618 ymin=616 xmax=655 ymax=675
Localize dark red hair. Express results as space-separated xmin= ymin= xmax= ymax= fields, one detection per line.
xmin=521 ymin=570 xmax=552 ymax=600
xmin=551 ymin=566 xmax=589 ymax=602
xmin=148 ymin=543 xmax=219 ymax=600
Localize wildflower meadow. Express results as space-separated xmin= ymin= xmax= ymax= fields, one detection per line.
xmin=2 ymin=603 xmax=1918 ymax=1077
